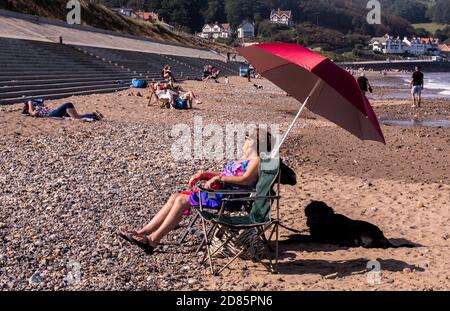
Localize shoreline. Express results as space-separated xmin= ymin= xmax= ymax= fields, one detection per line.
xmin=357 ymin=72 xmax=450 ymax=100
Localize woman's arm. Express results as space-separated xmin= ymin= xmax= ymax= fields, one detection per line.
xmin=204 ymin=158 xmax=260 ymax=189
xmin=188 ymin=170 xmax=221 ymax=187
xmin=28 ymin=101 xmax=38 ymax=116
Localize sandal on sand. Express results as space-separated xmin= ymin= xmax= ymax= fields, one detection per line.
xmin=93 ymin=111 xmax=104 ymax=120
xmin=118 ymin=231 xmax=154 ymax=255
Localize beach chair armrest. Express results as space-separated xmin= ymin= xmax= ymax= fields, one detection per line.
xmin=196 ymin=185 xmax=256 ymax=196
xmin=222 ymin=195 xmax=280 ymax=202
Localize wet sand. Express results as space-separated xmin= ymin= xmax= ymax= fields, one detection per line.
xmin=0 ymin=76 xmax=449 ymax=290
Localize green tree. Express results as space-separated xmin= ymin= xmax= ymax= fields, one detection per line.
xmin=158 ymin=0 xmax=207 ymax=31
xmin=389 ymin=0 xmax=429 ymax=23
xmin=435 ymin=26 xmax=450 ymax=42
xmin=203 ymin=0 xmax=226 ymax=23
xmin=427 ymin=0 xmax=450 ymax=24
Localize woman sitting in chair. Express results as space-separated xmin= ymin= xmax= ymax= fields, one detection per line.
xmin=119 ymin=131 xmax=271 ymax=255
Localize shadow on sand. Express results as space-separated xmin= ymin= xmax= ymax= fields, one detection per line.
xmin=275 ymin=258 xmax=424 ymax=277
xmin=279 ymin=234 xmax=421 ymax=253
xmin=273 ymin=234 xmax=424 ymax=277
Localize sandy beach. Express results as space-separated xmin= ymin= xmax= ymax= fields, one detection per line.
xmin=0 ymin=76 xmax=449 ymax=290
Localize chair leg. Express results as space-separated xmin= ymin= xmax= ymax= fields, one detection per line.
xmin=203 ymin=232 xmax=234 ymax=263
xmin=200 ymin=217 xmax=215 ymax=275
xmin=218 ymin=225 xmax=276 ymax=275
xmin=267 ymin=223 xmax=277 ymax=242
xmin=259 ymin=225 xmax=275 ymax=252
xmin=178 ymin=213 xmax=199 ymax=244
xmin=274 ymin=221 xmax=279 ymax=274
xmin=258 ymin=223 xmax=276 ymax=273
xmin=216 ymin=249 xmax=245 ymax=276
xmin=196 ymin=222 xmax=216 ymax=254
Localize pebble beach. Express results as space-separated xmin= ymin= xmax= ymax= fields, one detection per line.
xmin=0 ymin=76 xmax=449 ymax=290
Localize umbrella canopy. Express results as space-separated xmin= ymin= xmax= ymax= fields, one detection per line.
xmin=236 ymin=43 xmax=385 ymax=144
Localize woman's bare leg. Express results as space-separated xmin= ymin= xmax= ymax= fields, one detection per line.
xmin=137 ymin=194 xmax=179 ymax=235
xmin=148 ymin=194 xmax=190 ymax=246
xmin=187 ymin=91 xmax=201 ymax=104
xmin=66 ymin=108 xmax=82 ymax=119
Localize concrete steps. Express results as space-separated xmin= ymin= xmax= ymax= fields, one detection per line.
xmin=0 ymin=37 xmax=238 ymax=105
xmin=0 ymin=38 xmax=139 ymax=104
xmin=0 ymin=86 xmax=130 ymax=105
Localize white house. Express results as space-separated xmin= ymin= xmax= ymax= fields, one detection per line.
xmin=403 ymin=37 xmax=440 ymax=56
xmin=270 ymin=9 xmax=293 ymax=26
xmin=199 ymin=23 xmax=232 ymax=40
xmin=370 ymin=34 xmax=441 ymax=56
xmin=370 ymin=34 xmax=404 ymax=54
xmin=237 ymin=21 xmax=255 ymax=39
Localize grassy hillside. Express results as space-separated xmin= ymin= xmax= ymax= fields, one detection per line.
xmin=412 ymin=22 xmax=448 ymax=33
xmin=0 ymin=0 xmax=230 ymax=51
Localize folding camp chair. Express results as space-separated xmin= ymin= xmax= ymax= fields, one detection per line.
xmin=197 ymin=158 xmax=281 ymax=275
xmin=177 ymin=185 xmax=256 ymax=245
xmin=148 ymin=90 xmax=171 ymax=108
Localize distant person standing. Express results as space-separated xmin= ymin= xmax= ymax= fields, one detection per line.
xmin=357 ymin=72 xmax=373 ymax=94
xmin=162 ymin=65 xmax=174 ymax=82
xmin=410 ymin=66 xmax=424 ymax=108
xmin=247 ymin=64 xmax=255 ymax=82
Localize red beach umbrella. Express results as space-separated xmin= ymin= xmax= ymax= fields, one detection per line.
xmin=236 ymin=43 xmax=385 ymax=147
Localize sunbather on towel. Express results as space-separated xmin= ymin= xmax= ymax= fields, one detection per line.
xmin=23 ymin=101 xmax=103 ymax=121
xmin=119 ymin=131 xmax=272 ymax=255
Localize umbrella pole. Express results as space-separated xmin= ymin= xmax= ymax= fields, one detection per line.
xmin=272 ymin=80 xmax=322 ymax=156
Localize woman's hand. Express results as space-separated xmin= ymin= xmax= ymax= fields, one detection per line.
xmin=204 ymin=176 xmax=221 ymax=190
xmin=188 ymin=171 xmax=204 ymax=188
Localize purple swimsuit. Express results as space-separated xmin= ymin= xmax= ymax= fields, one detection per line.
xmin=188 ymin=159 xmax=253 ymax=211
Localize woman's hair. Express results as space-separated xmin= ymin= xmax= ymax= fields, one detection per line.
xmin=22 ymin=103 xmax=30 ymax=115
xmin=247 ymin=128 xmax=272 ymax=155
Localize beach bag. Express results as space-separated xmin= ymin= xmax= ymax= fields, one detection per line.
xmin=210 ymin=226 xmax=266 ymax=260
xmin=175 ymin=98 xmax=189 ymax=109
xmin=131 ymin=79 xmax=148 ymax=88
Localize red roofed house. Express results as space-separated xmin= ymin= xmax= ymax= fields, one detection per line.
xmin=136 ymin=11 xmax=160 ymax=23
xmin=439 ymin=44 xmax=450 ymax=54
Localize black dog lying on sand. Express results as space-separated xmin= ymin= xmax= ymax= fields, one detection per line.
xmin=301 ymin=201 xmax=416 ymax=248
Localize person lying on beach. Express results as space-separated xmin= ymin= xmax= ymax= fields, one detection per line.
xmin=119 ymin=132 xmax=269 ymax=255
xmin=22 ymin=100 xmax=103 ymax=121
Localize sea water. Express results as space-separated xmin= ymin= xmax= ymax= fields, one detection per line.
xmin=402 ymin=72 xmax=450 ymax=97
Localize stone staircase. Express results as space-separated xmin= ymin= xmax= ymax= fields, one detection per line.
xmin=0 ymin=37 xmax=243 ymax=105
xmin=0 ymin=38 xmax=137 ymax=105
